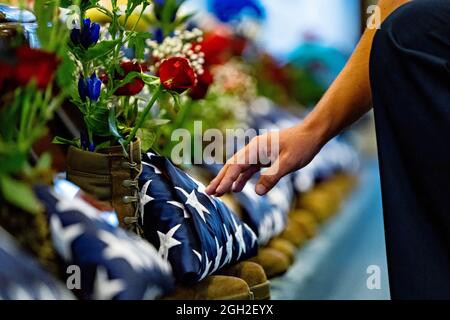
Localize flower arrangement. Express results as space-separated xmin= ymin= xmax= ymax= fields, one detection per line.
xmin=51 ymin=0 xmax=216 ymax=231
xmin=56 ymin=0 xmax=204 ymax=153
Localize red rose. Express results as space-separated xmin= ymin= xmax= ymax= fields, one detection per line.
xmin=14 ymin=46 xmax=59 ymax=89
xmin=200 ymin=31 xmax=233 ymax=66
xmin=0 ymin=62 xmax=14 ymax=93
xmin=114 ymin=61 xmax=148 ymax=96
xmin=158 ymin=57 xmax=197 ymax=94
xmin=189 ymin=68 xmax=214 ymax=100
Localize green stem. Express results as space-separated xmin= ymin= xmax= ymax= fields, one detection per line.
xmin=174 ymin=99 xmax=192 ymax=129
xmin=48 ymin=2 xmax=60 ymax=51
xmin=26 ymin=91 xmax=39 ymax=135
xmin=87 ymin=127 xmax=94 ymax=150
xmin=125 ymin=5 xmax=146 ymax=36
xmin=96 ymin=6 xmax=114 ymax=20
xmin=19 ymin=87 xmax=31 ymax=143
xmin=125 ymin=84 xmax=163 ymax=146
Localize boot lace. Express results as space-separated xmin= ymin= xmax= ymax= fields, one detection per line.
xmin=121 ymin=141 xmax=143 ymax=236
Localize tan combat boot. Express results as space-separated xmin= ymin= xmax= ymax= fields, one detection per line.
xmin=249 ymin=248 xmax=290 ymax=278
xmin=218 ymin=261 xmax=270 ymax=300
xmin=298 ymin=187 xmax=337 ymax=222
xmin=66 ymin=139 xmax=142 ymax=233
xmin=290 ymin=209 xmax=318 ymax=239
xmin=278 ymin=218 xmax=307 ymax=247
xmin=266 ymin=238 xmax=296 ymax=264
xmin=163 ymin=275 xmax=253 ymax=300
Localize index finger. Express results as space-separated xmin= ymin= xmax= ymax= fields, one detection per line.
xmin=205 ymin=164 xmax=230 ymax=195
xmin=213 ymin=162 xmax=248 ymax=196
xmin=206 ymin=141 xmax=255 ymax=195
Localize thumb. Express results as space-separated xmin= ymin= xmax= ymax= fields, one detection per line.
xmin=255 ymin=158 xmax=285 ymax=195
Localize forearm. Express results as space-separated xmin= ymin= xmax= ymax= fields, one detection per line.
xmin=300 ymin=0 xmax=411 ymax=145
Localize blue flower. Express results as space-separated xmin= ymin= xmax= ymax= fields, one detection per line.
xmin=70 ymin=18 xmax=100 ymax=49
xmin=208 ymin=0 xmax=265 ymax=23
xmin=152 ymin=28 xmax=175 ymax=44
xmin=78 ymin=73 xmax=101 ymax=102
xmin=80 ymin=131 xmax=96 ymax=152
xmin=153 ymin=28 xmax=164 ymax=44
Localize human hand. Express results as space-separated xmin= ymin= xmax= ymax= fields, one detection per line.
xmin=205 ymin=124 xmax=324 ymax=196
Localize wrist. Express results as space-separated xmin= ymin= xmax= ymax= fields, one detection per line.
xmin=296 ymin=113 xmax=333 ymax=149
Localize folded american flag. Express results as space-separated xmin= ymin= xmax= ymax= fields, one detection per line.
xmin=235 ymin=174 xmax=293 ymax=245
xmin=0 ymin=226 xmax=74 ymax=300
xmin=35 ymin=183 xmax=175 ymax=300
xmin=138 ymin=153 xmax=259 ymax=283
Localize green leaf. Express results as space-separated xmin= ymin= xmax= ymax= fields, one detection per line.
xmin=84 ymin=105 xmax=110 ymax=137
xmin=94 ymin=140 xmax=112 ymax=151
xmin=108 ymin=105 xmax=124 ymax=142
xmin=0 ymin=175 xmax=42 ymax=215
xmin=59 ymin=0 xmax=73 ymax=8
xmin=84 ymin=40 xmax=120 ymax=61
xmin=52 ymin=136 xmax=81 ymax=148
xmin=124 ymin=98 xmax=139 ymax=126
xmin=127 ymin=32 xmax=151 ymax=60
xmin=170 ymin=92 xmax=182 ymax=112
xmin=35 ymin=152 xmax=52 ymax=171
xmin=0 ymin=152 xmax=27 ymax=175
xmin=145 ymin=118 xmax=171 ymax=127
xmin=175 ymin=13 xmax=196 ymax=27
xmin=112 ymin=71 xmax=142 ymax=93
xmin=59 ymin=0 xmax=98 ymax=11
xmin=56 ymin=49 xmax=76 ymax=93
xmin=138 ymin=129 xmax=157 ymax=152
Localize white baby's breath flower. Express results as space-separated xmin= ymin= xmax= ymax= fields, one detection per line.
xmin=148 ymin=28 xmax=206 ymax=77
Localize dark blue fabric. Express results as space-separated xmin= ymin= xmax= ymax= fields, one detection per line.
xmin=370 ymin=0 xmax=450 ymax=299
xmin=0 ymin=227 xmax=73 ymax=300
xmin=35 ymin=185 xmax=175 ymax=300
xmin=202 ymin=162 xmax=291 ymax=245
xmin=139 ymin=153 xmax=259 ymax=283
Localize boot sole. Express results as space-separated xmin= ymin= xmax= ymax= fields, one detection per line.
xmin=250 ymin=280 xmax=271 ymax=300
xmin=214 ymin=291 xmax=254 ymax=300
xmin=161 ymin=291 xmax=253 ymax=300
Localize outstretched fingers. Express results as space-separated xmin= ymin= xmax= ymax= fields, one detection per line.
xmin=213 ymin=163 xmax=248 ymax=196
xmin=206 ymin=145 xmax=253 ymax=195
xmin=205 ymin=164 xmax=229 ymax=195
xmin=231 ymin=166 xmax=260 ymax=193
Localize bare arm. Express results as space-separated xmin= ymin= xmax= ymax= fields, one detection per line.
xmin=302 ymin=0 xmax=411 ymax=143
xmin=206 ymin=0 xmax=411 ymax=196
